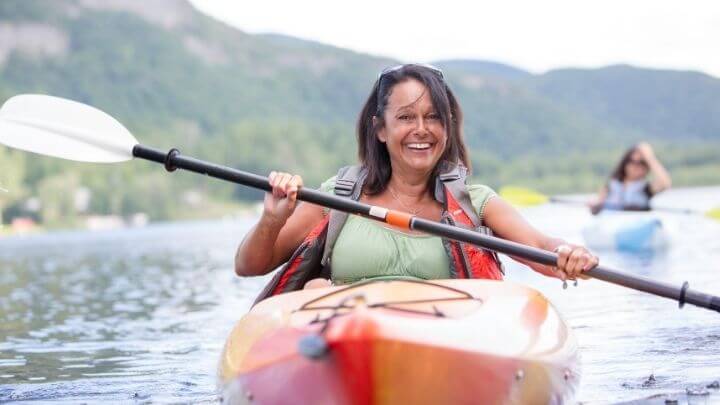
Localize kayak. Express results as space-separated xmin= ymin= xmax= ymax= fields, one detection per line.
xmin=218 ymin=279 xmax=579 ymax=404
xmin=582 ymin=211 xmax=670 ymax=252
xmin=219 ymin=279 xmax=580 ymax=404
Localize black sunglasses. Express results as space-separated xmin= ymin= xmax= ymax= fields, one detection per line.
xmin=627 ymin=158 xmax=648 ymax=167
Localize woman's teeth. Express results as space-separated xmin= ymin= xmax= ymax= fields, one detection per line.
xmin=407 ymin=143 xmax=431 ymax=150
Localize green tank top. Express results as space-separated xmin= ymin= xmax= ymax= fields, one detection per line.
xmin=319 ymin=177 xmax=496 ymax=285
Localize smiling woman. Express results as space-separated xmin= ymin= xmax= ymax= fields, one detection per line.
xmin=233 ymin=64 xmax=599 ymax=302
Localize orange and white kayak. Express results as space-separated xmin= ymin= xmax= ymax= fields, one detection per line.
xmin=219 ymin=279 xmax=579 ymax=405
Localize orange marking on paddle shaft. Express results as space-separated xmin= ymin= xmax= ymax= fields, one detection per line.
xmin=385 ymin=210 xmax=413 ymax=229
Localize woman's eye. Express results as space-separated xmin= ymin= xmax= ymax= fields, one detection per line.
xmin=398 ymin=115 xmax=411 ymax=121
xmin=427 ymin=113 xmax=440 ymax=120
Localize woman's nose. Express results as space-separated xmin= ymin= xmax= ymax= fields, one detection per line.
xmin=415 ymin=117 xmax=429 ymax=134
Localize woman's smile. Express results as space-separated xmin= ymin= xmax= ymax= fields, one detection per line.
xmin=404 ymin=141 xmax=435 ymax=154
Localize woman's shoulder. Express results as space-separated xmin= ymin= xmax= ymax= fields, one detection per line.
xmin=466 ymin=184 xmax=497 ymax=200
xmin=319 ymin=175 xmax=337 ymax=193
xmin=466 ymin=184 xmax=497 ymax=220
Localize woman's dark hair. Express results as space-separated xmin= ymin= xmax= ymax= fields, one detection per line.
xmin=356 ymin=64 xmax=469 ymax=195
xmin=610 ymin=145 xmax=648 ymax=181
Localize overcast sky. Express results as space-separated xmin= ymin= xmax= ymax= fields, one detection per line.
xmin=189 ymin=0 xmax=720 ymax=78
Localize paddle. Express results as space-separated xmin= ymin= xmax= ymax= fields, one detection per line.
xmin=500 ymin=186 xmax=720 ymax=220
xmin=1 ymin=94 xmax=719 ymax=314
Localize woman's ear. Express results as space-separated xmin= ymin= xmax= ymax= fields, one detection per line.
xmin=374 ymin=116 xmax=387 ymax=143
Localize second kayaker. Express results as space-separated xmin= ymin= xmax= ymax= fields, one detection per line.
xmin=589 ymin=143 xmax=672 ymax=214
xmin=235 ymin=64 xmax=599 ymax=302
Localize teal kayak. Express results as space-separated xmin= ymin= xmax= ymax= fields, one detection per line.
xmin=582 ymin=211 xmax=670 ymax=252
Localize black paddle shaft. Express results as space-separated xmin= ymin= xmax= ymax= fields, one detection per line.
xmin=131 ymin=145 xmax=371 ymax=216
xmin=132 ymin=144 xmax=720 ymax=314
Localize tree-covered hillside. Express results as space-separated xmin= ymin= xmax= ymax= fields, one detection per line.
xmin=532 ymin=65 xmax=720 ymax=141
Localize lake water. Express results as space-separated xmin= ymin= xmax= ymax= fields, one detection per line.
xmin=1 ymin=186 xmax=719 ymax=404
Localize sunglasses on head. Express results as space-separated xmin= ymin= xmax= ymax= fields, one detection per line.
xmin=375 ymin=64 xmax=445 ymax=113
xmin=377 ymin=63 xmax=444 ymax=81
xmin=627 ymin=158 xmax=647 ymax=166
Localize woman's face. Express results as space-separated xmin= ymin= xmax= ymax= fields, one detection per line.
xmin=377 ymin=79 xmax=448 ymax=175
xmin=624 ymin=150 xmax=648 ymax=180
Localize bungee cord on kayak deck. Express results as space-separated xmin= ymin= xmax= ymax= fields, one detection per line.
xmin=295 ymin=278 xmax=484 ymax=320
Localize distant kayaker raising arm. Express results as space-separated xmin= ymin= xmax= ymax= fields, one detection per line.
xmin=589 ymin=142 xmax=672 ymax=214
xmin=235 ymin=64 xmax=599 ymax=302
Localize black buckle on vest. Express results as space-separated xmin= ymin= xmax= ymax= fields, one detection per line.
xmin=438 ymin=172 xmax=460 ymax=182
xmin=334 ymin=179 xmax=355 ymax=196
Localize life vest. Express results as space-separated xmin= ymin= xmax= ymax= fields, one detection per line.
xmin=253 ymin=162 xmax=504 ymax=304
xmin=604 ymin=179 xmax=652 ymax=211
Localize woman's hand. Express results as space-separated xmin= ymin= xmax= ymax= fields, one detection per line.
xmin=236 ymin=171 xmax=324 ymax=277
xmin=636 ymin=141 xmax=672 ymax=193
xmin=553 ymin=244 xmax=599 ymax=281
xmin=587 ymin=200 xmax=603 ymax=215
xmin=636 ymin=142 xmax=655 ymax=160
xmin=263 ymin=171 xmax=303 ymax=226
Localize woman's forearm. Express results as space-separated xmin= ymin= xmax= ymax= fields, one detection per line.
xmin=638 ymin=143 xmax=672 ymax=193
xmin=589 ymin=186 xmax=608 ymax=215
xmin=484 ymin=198 xmax=566 ymax=278
xmin=234 ymin=214 xmax=285 ymax=276
xmin=645 ymin=154 xmax=672 ymax=192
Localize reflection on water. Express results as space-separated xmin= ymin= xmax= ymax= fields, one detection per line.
xmin=1 ymin=187 xmax=720 ymax=403
xmin=0 ymin=220 xmax=267 ymax=403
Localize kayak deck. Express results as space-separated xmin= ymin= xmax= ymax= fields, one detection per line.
xmin=219 ymin=279 xmax=579 ymax=404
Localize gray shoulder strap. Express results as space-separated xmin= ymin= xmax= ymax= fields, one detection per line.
xmin=320 ymin=165 xmax=367 ymax=266
xmin=433 ymin=161 xmax=481 ymax=228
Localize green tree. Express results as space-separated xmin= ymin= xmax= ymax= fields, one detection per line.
xmin=36 ymin=172 xmax=80 ymax=227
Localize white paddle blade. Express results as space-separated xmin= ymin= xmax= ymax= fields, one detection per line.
xmin=0 ymin=94 xmax=138 ymax=163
